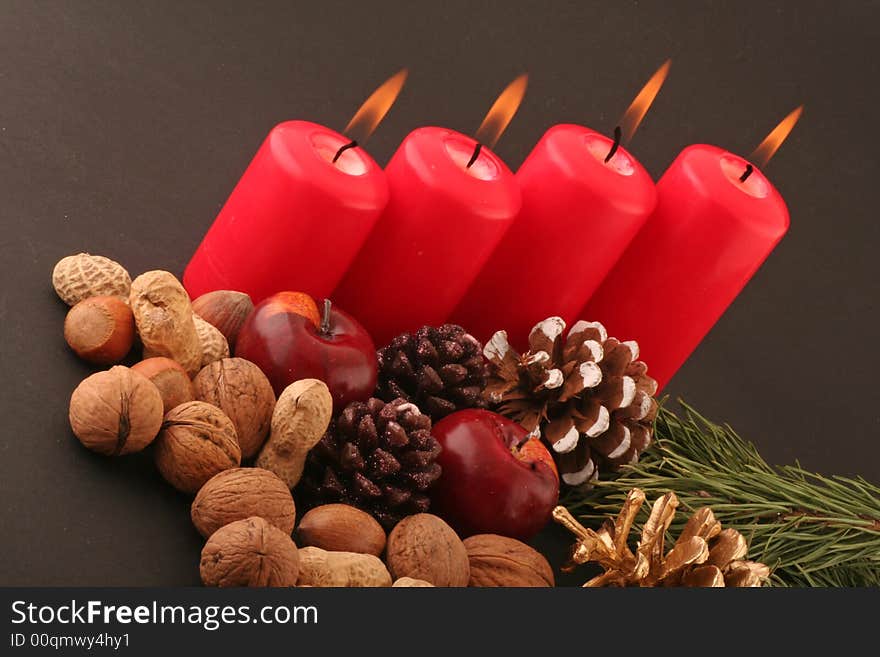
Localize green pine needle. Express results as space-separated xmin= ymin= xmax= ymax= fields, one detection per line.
xmin=561 ymin=402 xmax=880 ymax=587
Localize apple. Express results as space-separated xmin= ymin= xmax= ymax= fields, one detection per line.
xmin=235 ymin=293 xmax=377 ymax=409
xmin=429 ymin=409 xmax=559 ymax=541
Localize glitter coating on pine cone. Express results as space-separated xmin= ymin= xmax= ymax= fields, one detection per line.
xmin=298 ymin=397 xmax=442 ymax=530
xmin=376 ymin=324 xmax=488 ymax=421
xmin=553 ymin=489 xmax=770 ymax=587
xmin=483 ymin=317 xmax=658 ymax=487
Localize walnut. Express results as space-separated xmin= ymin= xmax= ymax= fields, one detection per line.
xmin=154 ymin=401 xmax=241 ymax=493
xmin=129 ymin=270 xmax=201 ymax=377
xmin=192 ymin=358 xmax=275 ymax=460
xmin=68 ymin=366 xmax=164 ymax=455
xmin=386 ymin=513 xmax=470 ymax=587
xmin=191 ymin=467 xmax=295 ymax=538
xmin=463 ymin=534 xmax=555 ymax=587
xmin=200 ymin=516 xmax=300 ymax=587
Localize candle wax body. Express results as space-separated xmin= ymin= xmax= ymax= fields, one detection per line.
xmin=184 ymin=120 xmax=389 ymax=304
xmin=582 ymin=144 xmax=790 ymax=390
xmin=332 ymin=127 xmax=522 ymax=346
xmin=451 ymin=125 xmax=657 ymax=348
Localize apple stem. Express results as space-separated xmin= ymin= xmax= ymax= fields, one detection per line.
xmin=321 ymin=298 xmax=332 ymax=335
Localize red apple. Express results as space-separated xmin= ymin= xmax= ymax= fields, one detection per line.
xmin=235 ymin=294 xmax=377 ymax=409
xmin=429 ymin=409 xmax=559 ymax=541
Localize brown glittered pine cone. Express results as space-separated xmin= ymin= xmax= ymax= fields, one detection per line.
xmin=376 ymin=324 xmax=488 ymax=421
xmin=484 ymin=317 xmax=658 ymax=487
xmin=297 ymin=397 xmax=441 ymax=530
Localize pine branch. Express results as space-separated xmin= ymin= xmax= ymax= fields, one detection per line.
xmin=561 ymin=402 xmax=880 ymax=587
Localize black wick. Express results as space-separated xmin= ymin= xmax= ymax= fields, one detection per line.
xmin=605 ymin=126 xmax=622 ymax=163
xmin=466 ymin=142 xmax=483 ymax=169
xmin=739 ymin=164 xmax=754 ymax=183
xmin=333 ymin=140 xmax=358 ymax=163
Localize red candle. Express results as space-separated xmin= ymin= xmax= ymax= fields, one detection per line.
xmin=451 ymin=61 xmax=669 ymax=347
xmin=450 ymin=125 xmax=656 ymax=346
xmin=582 ymin=107 xmax=802 ymax=390
xmin=184 ymin=121 xmax=388 ymax=303
xmin=333 ymin=76 xmax=527 ymax=346
xmin=184 ymin=71 xmax=407 ymax=304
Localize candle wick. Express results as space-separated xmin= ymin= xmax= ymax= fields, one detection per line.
xmin=466 ymin=143 xmax=483 ymax=169
xmin=739 ymin=164 xmax=754 ymax=183
xmin=332 ymin=140 xmax=358 ymax=163
xmin=605 ymin=126 xmax=622 ymax=163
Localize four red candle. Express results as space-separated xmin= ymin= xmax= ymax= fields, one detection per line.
xmin=185 ymin=73 xmax=796 ymax=390
xmin=184 ymin=120 xmax=388 ymax=304
xmin=451 ymin=124 xmax=656 ymax=347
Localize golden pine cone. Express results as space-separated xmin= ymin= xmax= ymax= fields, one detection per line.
xmin=553 ymin=489 xmax=770 ymax=587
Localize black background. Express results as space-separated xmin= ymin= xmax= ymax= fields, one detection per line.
xmin=0 ymin=1 xmax=877 ymax=586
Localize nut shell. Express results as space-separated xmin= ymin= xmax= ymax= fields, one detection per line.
xmin=191 ymin=290 xmax=254 ymax=347
xmin=129 ymin=270 xmax=202 ymax=377
xmin=386 ymin=513 xmax=470 ymax=587
xmin=154 ymin=401 xmax=241 ymax=493
xmin=64 ymin=295 xmax=135 ymax=365
xmin=296 ymin=547 xmax=392 ymax=587
xmin=296 ymin=504 xmax=386 ymax=557
xmin=68 ymin=365 xmax=163 ymax=455
xmin=256 ymin=379 xmax=332 ymax=487
xmin=52 ymin=253 xmax=131 ymax=306
xmin=200 ymin=516 xmax=300 ymax=587
xmin=192 ymin=358 xmax=275 ymax=460
xmin=194 ymin=315 xmax=230 ymax=367
xmin=131 ymin=357 xmax=195 ymax=414
xmin=191 ymin=468 xmax=295 ymax=538
xmin=463 ymin=534 xmax=555 ymax=587
xmin=392 ymin=577 xmax=434 ymax=587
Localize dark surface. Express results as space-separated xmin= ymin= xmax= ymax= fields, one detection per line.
xmin=0 ymin=0 xmax=877 ymax=586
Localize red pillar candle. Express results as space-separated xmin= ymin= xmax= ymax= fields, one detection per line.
xmin=450 ymin=124 xmax=657 ymax=347
xmin=582 ymin=129 xmax=797 ymax=389
xmin=183 ymin=120 xmax=389 ymax=304
xmin=332 ymin=127 xmax=522 ymax=346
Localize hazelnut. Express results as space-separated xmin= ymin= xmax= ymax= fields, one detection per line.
xmin=296 ymin=504 xmax=386 ymax=557
xmin=200 ymin=516 xmax=299 ymax=587
xmin=463 ymin=534 xmax=555 ymax=587
xmin=386 ymin=513 xmax=470 ymax=587
xmin=52 ymin=253 xmax=131 ymax=306
xmin=191 ymin=290 xmax=254 ymax=347
xmin=154 ymin=401 xmax=241 ymax=493
xmin=131 ymin=357 xmax=194 ymax=414
xmin=68 ymin=366 xmax=164 ymax=455
xmin=64 ymin=295 xmax=135 ymax=365
xmin=192 ymin=358 xmax=275 ymax=460
xmin=191 ymin=467 xmax=295 ymax=538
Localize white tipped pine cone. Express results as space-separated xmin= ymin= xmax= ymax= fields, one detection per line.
xmin=484 ymin=317 xmax=658 ymax=487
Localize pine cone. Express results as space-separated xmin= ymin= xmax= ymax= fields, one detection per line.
xmin=553 ymin=489 xmax=770 ymax=587
xmin=376 ymin=324 xmax=488 ymax=420
xmin=297 ymin=397 xmax=442 ymax=530
xmin=484 ymin=317 xmax=658 ymax=487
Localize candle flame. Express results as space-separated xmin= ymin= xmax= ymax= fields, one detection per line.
xmin=474 ymin=74 xmax=529 ymax=148
xmin=618 ymin=59 xmax=671 ymax=144
xmin=344 ymin=68 xmax=409 ymax=143
xmin=749 ymin=105 xmax=803 ymax=168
